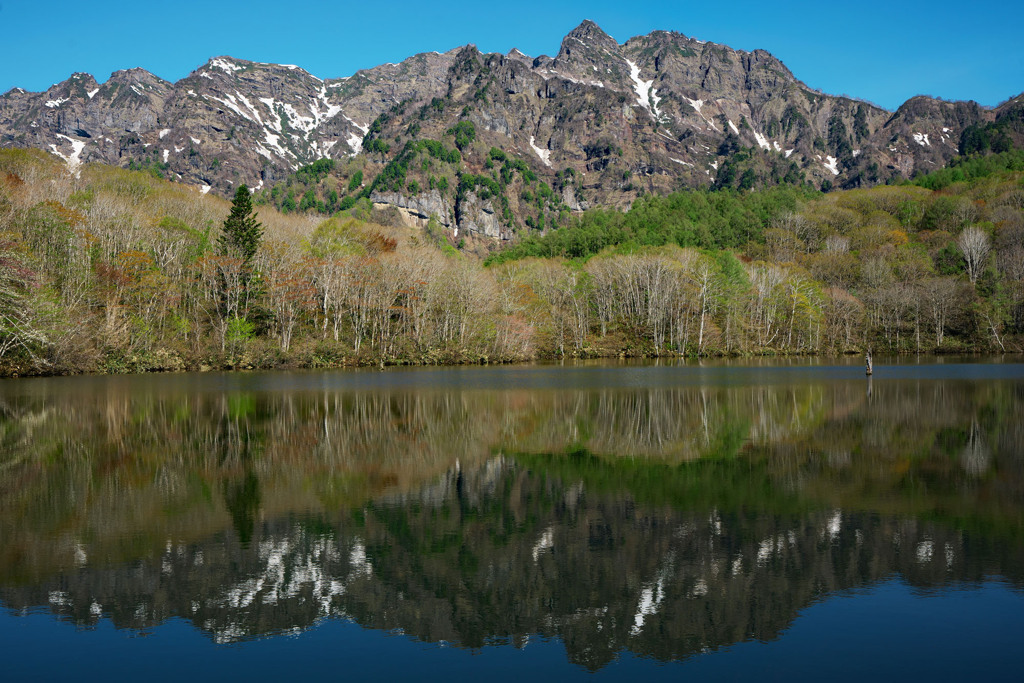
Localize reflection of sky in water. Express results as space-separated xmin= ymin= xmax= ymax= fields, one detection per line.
xmin=3 ymin=580 xmax=1023 ymax=681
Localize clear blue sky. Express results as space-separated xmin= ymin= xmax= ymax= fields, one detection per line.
xmin=1 ymin=0 xmax=1021 ymax=111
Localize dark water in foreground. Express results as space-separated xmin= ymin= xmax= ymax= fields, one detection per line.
xmin=1 ymin=357 xmax=1022 ymax=680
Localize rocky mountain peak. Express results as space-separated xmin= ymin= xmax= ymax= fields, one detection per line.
xmin=562 ymin=20 xmax=619 ymax=51
xmin=546 ymin=20 xmax=627 ymax=87
xmin=556 ymin=20 xmax=621 ymax=64
xmin=506 ymin=48 xmax=533 ymax=65
xmin=107 ymin=67 xmax=166 ymax=86
xmin=1 ymin=22 xmax=1018 ymax=241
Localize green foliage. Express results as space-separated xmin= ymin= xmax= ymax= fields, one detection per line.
xmin=487 ymin=185 xmax=815 ymax=263
xmin=225 ymin=317 xmax=255 ymax=350
xmin=349 ymin=197 xmax=374 ymax=222
xmin=827 ymin=112 xmax=853 ymax=165
xmin=934 ymin=242 xmax=965 ymax=276
xmin=714 ymin=146 xmax=805 ymax=191
xmin=912 ymin=149 xmax=1024 ymax=191
xmin=459 ymin=174 xmax=501 ymax=201
xmin=853 ymin=104 xmax=869 ymax=141
xmin=295 ymin=159 xmax=335 ymax=185
xmin=446 ymin=121 xmax=476 ymax=152
xmin=419 ymin=97 xmax=447 ymax=119
xmin=299 ymin=189 xmax=318 ymax=212
xmin=363 ymin=138 xmax=391 ymax=155
xmin=717 ymin=134 xmax=741 ymax=157
xmin=583 ymin=139 xmax=620 ymax=160
xmin=359 ymin=111 xmax=395 ymax=156
xmin=348 ymin=170 xmax=363 ymax=193
xmin=368 ymin=139 xmax=461 ymax=195
xmin=305 ymin=217 xmax=367 ymax=258
xmin=280 ymin=192 xmax=296 ymax=213
xmin=220 ymin=185 xmax=262 ymax=261
xmin=959 ymin=104 xmax=1022 ymax=156
xmin=126 ymin=156 xmax=170 ymax=179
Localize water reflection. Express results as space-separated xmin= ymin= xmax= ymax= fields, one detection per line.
xmin=0 ymin=365 xmax=1023 ymax=668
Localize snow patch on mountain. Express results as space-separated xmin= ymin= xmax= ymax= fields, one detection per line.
xmin=263 ymin=132 xmax=291 ymax=159
xmin=278 ymin=101 xmax=316 ymax=135
xmin=210 ymin=58 xmax=243 ymax=73
xmin=258 ymin=98 xmax=283 ymax=132
xmin=48 ymin=134 xmax=86 ymax=177
xmin=625 ymin=59 xmax=659 ymax=120
xmin=346 ymin=132 xmax=363 ymax=155
xmin=206 ymin=92 xmax=254 ymax=123
xmin=343 ymin=114 xmax=368 ymax=135
xmin=529 ymin=136 xmax=552 ymax=166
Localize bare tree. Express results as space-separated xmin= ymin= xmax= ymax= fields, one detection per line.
xmin=957 ymin=226 xmax=991 ymax=285
xmin=585 ymin=257 xmax=618 ymax=337
xmin=0 ymin=238 xmax=46 ymax=361
xmin=922 ymin=277 xmax=960 ymax=347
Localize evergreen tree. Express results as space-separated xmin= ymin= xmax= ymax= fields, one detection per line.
xmin=220 ymin=185 xmax=262 ymax=261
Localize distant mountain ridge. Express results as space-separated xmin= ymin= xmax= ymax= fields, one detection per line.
xmin=1 ymin=20 xmax=1019 ymax=238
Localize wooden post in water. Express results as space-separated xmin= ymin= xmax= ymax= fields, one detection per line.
xmin=865 ymin=351 xmax=873 ymax=376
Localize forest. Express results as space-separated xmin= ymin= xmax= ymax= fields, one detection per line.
xmin=0 ymin=147 xmax=1023 ymax=375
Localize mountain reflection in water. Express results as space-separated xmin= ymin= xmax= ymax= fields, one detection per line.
xmin=0 ymin=362 xmax=1022 ymax=671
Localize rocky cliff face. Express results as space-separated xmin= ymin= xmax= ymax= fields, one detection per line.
xmin=1 ymin=20 xmax=1018 ymax=237
xmin=0 ymin=53 xmax=457 ymax=195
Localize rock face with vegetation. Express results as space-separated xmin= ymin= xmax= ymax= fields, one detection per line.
xmin=2 ymin=21 xmax=1020 ymax=239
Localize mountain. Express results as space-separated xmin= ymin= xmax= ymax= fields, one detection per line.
xmin=0 ymin=20 xmax=1018 ymax=239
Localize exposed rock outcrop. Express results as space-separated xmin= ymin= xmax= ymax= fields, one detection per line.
xmin=1 ymin=20 xmax=1018 ymax=233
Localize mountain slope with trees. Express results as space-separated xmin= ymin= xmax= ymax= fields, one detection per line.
xmin=1 ymin=144 xmax=1022 ymax=375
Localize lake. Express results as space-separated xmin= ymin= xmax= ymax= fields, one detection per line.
xmin=1 ymin=357 xmax=1023 ymax=680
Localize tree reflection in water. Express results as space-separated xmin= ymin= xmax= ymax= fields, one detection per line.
xmin=0 ymin=367 xmax=1022 ymax=669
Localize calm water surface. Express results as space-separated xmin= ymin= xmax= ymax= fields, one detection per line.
xmin=1 ymin=357 xmax=1023 ymax=680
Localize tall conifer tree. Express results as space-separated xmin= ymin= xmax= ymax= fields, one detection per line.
xmin=219 ymin=185 xmax=262 ymax=261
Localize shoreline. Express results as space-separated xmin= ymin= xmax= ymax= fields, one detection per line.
xmin=2 ymin=346 xmax=1018 ymax=380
